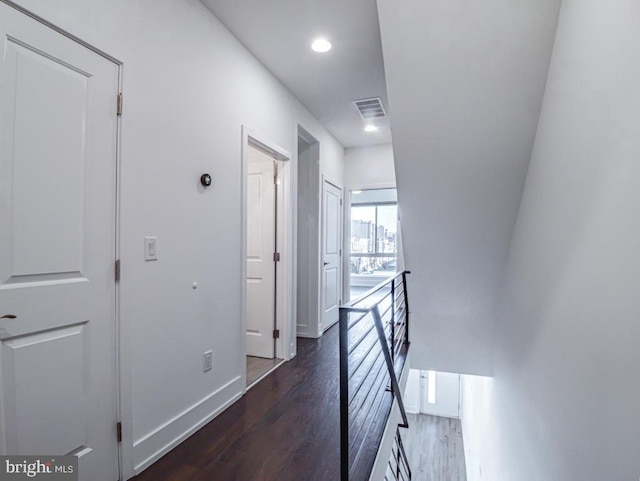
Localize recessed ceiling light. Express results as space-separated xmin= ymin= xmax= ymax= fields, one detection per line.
xmin=311 ymin=38 xmax=332 ymax=53
xmin=364 ymin=125 xmax=378 ymax=132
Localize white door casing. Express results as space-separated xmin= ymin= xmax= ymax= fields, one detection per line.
xmin=246 ymin=145 xmax=276 ymax=359
xmin=321 ymin=180 xmax=342 ymax=331
xmin=0 ymin=5 xmax=120 ymax=481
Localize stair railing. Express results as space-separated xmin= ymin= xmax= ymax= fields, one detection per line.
xmin=385 ymin=428 xmax=412 ymax=481
xmin=339 ymin=271 xmax=411 ymax=481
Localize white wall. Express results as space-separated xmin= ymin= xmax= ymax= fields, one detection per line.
xmin=459 ymin=375 xmax=495 ymax=481
xmin=344 ymin=143 xmax=395 ymax=188
xmin=377 ymin=0 xmax=562 ymax=375
xmin=321 ymin=140 xmax=345 ymax=187
xmin=7 ymin=0 xmax=344 ymax=477
xmin=461 ymin=1 xmax=640 ymax=480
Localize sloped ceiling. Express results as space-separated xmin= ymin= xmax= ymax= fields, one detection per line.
xmin=377 ymin=0 xmax=562 ymax=374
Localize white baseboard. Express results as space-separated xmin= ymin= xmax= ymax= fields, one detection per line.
xmin=297 ymin=319 xmax=341 ymax=338
xmin=322 ymin=318 xmax=339 ymax=332
xmin=296 ymin=332 xmax=320 ymax=339
xmin=132 ymin=375 xmax=243 ymax=475
xmin=405 ymin=403 xmax=420 ymax=414
xmin=296 ymin=324 xmax=310 ymax=337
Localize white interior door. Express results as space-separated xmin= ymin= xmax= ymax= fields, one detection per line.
xmin=246 ymin=145 xmax=276 ymax=358
xmin=420 ymin=370 xmax=461 ymax=418
xmin=0 ymin=5 xmax=119 ymax=481
xmin=321 ymin=180 xmax=342 ymax=331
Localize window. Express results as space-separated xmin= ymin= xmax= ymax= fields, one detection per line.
xmin=349 ymin=188 xmax=398 ymax=298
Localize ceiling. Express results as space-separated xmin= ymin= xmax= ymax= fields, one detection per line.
xmin=201 ymin=0 xmax=391 ymax=148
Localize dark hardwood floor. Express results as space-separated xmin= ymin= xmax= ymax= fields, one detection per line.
xmin=133 ymin=326 xmax=340 ymax=481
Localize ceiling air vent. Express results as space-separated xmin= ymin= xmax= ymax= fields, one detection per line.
xmin=354 ymin=97 xmax=387 ymax=120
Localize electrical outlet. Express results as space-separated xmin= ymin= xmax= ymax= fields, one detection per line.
xmin=203 ymin=350 xmax=213 ymax=372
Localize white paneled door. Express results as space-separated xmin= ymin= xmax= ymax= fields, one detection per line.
xmin=246 ymin=146 xmax=276 ymax=358
xmin=321 ymin=180 xmax=342 ymax=331
xmin=0 ymin=5 xmax=120 ymax=481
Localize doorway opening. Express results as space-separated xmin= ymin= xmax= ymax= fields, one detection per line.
xmin=242 ymin=130 xmax=291 ymax=389
xmin=348 ymin=188 xmax=398 ymax=300
xmin=296 ymin=126 xmax=344 ymax=338
xmin=246 ymin=144 xmax=278 ymax=360
xmin=296 ymin=128 xmax=320 ymax=338
xmin=404 ymin=369 xmax=461 ymax=418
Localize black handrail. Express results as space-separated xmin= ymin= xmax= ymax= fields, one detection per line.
xmin=339 ymin=271 xmax=411 ymax=481
xmin=342 ymin=270 xmax=411 ymax=309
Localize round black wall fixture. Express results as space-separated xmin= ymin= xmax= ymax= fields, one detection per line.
xmin=200 ymin=173 xmax=212 ymax=187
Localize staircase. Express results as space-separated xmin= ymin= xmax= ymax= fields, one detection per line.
xmin=339 ymin=271 xmax=412 ymax=481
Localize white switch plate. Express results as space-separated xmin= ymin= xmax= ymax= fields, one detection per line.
xmin=203 ymin=350 xmax=213 ymax=372
xmin=144 ymin=237 xmax=158 ymax=261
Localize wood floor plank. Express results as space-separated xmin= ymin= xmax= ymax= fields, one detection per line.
xmin=400 ymin=413 xmax=468 ymax=481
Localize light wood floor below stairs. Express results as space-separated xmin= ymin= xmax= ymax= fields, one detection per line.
xmin=400 ymin=413 xmax=468 ymax=481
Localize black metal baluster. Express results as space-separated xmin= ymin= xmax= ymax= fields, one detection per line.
xmin=402 ymin=271 xmax=411 ymax=346
xmin=340 ymin=307 xmax=350 ymax=481
xmin=390 ymin=277 xmax=396 ymax=363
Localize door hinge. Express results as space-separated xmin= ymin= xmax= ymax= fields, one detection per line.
xmin=273 ymin=329 xmax=280 ymax=339
xmin=116 ymin=422 xmax=122 ymax=443
xmin=116 ymin=92 xmax=123 ymax=116
xmin=273 ymin=252 xmax=280 ymax=262
xmin=340 ymin=198 xmax=343 ymax=206
xmin=115 ymin=259 xmax=121 ymax=282
xmin=274 ymin=175 xmax=281 ymax=185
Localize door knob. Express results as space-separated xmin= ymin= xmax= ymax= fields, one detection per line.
xmin=0 ymin=315 xmax=17 ymax=319
xmin=323 ymin=262 xmax=329 ymax=266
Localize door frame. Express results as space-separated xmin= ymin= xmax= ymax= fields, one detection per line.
xmin=319 ymin=175 xmax=343 ymax=333
xmin=240 ymin=126 xmax=292 ymax=387
xmin=0 ymin=1 xmax=129 ymax=478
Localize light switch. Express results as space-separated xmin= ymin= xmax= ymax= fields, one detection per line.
xmin=144 ymin=237 xmax=158 ymax=261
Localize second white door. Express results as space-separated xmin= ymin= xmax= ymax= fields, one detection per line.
xmin=321 ymin=180 xmax=343 ymax=331
xmin=246 ymin=145 xmax=276 ymax=358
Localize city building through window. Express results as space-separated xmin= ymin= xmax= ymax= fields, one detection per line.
xmin=349 ymin=188 xmax=398 ymax=299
